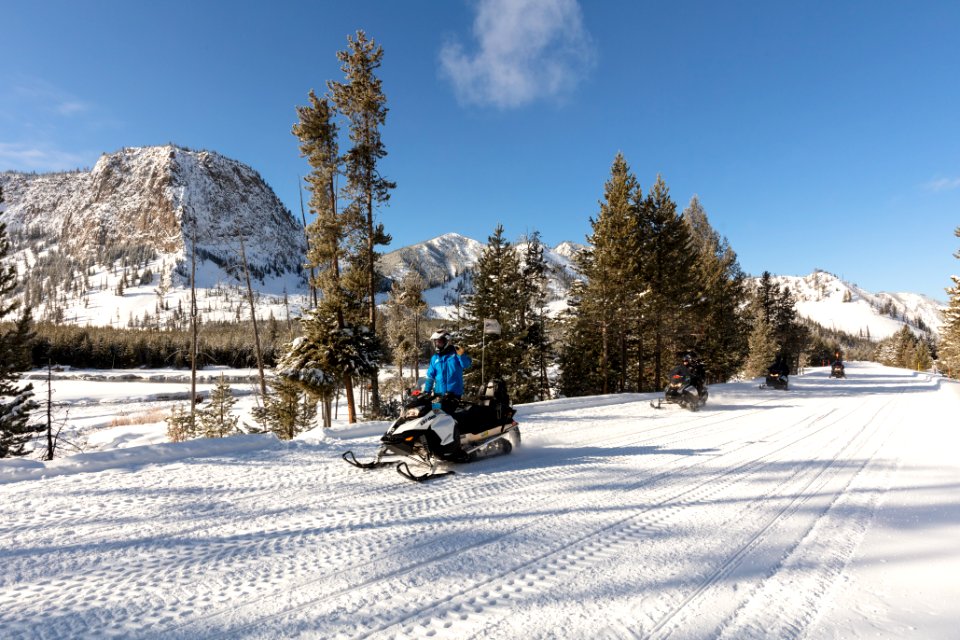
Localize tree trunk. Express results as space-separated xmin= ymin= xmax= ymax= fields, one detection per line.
xmin=238 ymin=234 xmax=267 ymax=397
xmin=190 ymin=213 xmax=198 ymax=427
xmin=366 ymin=190 xmax=381 ymax=416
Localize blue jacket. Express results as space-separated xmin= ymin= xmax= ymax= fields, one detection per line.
xmin=424 ymin=345 xmax=472 ymax=396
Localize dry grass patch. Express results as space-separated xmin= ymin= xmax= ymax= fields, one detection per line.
xmin=109 ymin=408 xmax=168 ymax=427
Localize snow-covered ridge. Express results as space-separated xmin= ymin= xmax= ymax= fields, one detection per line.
xmin=762 ymin=270 xmax=944 ymax=340
xmin=0 ymin=150 xmax=945 ymax=335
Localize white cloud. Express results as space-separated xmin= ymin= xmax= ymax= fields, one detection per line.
xmin=56 ymin=101 xmax=89 ymax=116
xmin=924 ymin=176 xmax=960 ymax=192
xmin=9 ymin=79 xmax=90 ymax=118
xmin=0 ymin=142 xmax=91 ymax=172
xmin=440 ymin=0 xmax=596 ymax=109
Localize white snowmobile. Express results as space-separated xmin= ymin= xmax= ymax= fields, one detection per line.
xmin=343 ymin=379 xmax=521 ymax=482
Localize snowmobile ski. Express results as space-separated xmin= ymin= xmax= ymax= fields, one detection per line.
xmin=342 ymin=450 xmax=390 ymax=470
xmin=395 ymin=461 xmax=455 ymax=482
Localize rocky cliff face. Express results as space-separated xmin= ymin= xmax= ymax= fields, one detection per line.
xmin=0 ymin=145 xmax=308 ymax=327
xmin=1 ymin=145 xmax=306 ymax=283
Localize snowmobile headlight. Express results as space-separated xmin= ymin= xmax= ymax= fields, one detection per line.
xmin=404 ymin=407 xmax=422 ymax=418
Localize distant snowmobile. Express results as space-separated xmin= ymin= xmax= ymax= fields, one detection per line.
xmin=762 ymin=367 xmax=789 ymax=390
xmin=343 ymin=379 xmax=520 ymax=482
xmin=651 ymin=363 xmax=708 ymax=411
xmin=830 ymin=361 xmax=846 ymax=378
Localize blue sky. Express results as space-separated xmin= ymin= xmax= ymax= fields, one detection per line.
xmin=2 ymin=0 xmax=958 ymax=300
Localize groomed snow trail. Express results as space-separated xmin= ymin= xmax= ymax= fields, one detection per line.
xmin=0 ymin=363 xmax=955 ymax=639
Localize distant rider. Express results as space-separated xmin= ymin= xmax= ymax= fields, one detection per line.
xmin=770 ymin=353 xmax=790 ymax=376
xmin=682 ymin=352 xmax=707 ymax=394
xmin=423 ymin=330 xmax=472 ymax=409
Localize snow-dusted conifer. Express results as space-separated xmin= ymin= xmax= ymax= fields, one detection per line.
xmin=165 ymin=404 xmax=195 ymax=443
xmin=253 ymin=376 xmax=317 ymax=440
xmin=383 ymin=272 xmax=428 ymax=392
xmin=461 ymin=225 xmax=525 ymax=395
xmin=516 ymin=231 xmax=552 ymax=401
xmin=560 ymin=153 xmax=642 ymax=395
xmin=1 ymin=185 xmax=42 ymax=458
xmin=682 ymin=196 xmax=749 ymax=383
xmin=292 ymin=88 xmax=360 ymax=422
xmin=197 ymin=375 xmax=239 ymax=438
xmin=330 ymin=30 xmax=395 ymax=416
xmin=939 ymin=226 xmax=960 ymax=377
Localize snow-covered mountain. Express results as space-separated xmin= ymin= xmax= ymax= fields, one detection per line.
xmin=378 ymin=233 xmax=583 ymax=320
xmin=764 ymin=270 xmax=944 ymax=340
xmin=379 ymin=232 xmax=485 ymax=289
xmin=1 ymin=145 xmax=308 ymax=327
xmin=0 ymin=149 xmax=945 ymax=339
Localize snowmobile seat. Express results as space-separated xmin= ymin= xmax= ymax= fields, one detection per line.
xmin=454 ymin=380 xmax=514 ymax=433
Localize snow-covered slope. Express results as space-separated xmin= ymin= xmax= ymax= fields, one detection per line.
xmin=378 ymin=232 xmax=583 ymax=320
xmin=379 ymin=232 xmax=485 ymax=288
xmin=1 ymin=363 xmax=958 ymax=638
xmin=765 ymin=270 xmax=944 ymax=339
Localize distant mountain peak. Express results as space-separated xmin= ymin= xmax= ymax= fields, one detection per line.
xmin=759 ymin=271 xmax=944 ymax=340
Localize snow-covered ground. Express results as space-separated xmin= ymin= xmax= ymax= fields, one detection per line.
xmin=1 ymin=362 xmax=958 ymax=639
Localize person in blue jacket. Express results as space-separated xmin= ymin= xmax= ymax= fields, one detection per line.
xmin=423 ymin=329 xmax=472 ymax=400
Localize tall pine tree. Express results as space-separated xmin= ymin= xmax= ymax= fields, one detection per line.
xmin=560 ymin=153 xmax=643 ymax=395
xmin=291 ymin=89 xmax=361 ymax=422
xmin=939 ymin=226 xmax=960 ymax=377
xmin=516 ymin=232 xmax=552 ymax=401
xmin=383 ymin=272 xmax=428 ymax=392
xmin=329 ymin=30 xmax=395 ymax=416
xmin=1 ymin=185 xmax=42 ymax=457
xmin=639 ymin=174 xmax=695 ymax=388
xmin=461 ymin=225 xmax=525 ymax=396
xmin=681 ymin=196 xmax=748 ymax=382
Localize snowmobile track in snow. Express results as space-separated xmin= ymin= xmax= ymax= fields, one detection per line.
xmin=3 ymin=368 xmax=944 ymax=640
xmin=166 ymin=394 xmax=889 ymax=639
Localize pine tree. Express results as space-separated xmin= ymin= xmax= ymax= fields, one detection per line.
xmin=277 ymin=307 xmax=381 ymax=425
xmin=461 ymin=225 xmax=525 ymax=396
xmin=745 ymin=315 xmax=778 ymax=377
xmin=753 ymin=271 xmax=778 ymax=326
xmin=746 ymin=272 xmax=806 ymax=373
xmin=253 ymin=376 xmax=318 ymax=440
xmin=329 ymin=30 xmax=395 ymax=416
xmin=165 ymin=404 xmax=196 ymax=443
xmin=773 ymin=285 xmax=808 ymax=365
xmin=197 ymin=374 xmax=239 ymax=438
xmin=383 ymin=272 xmax=428 ymax=394
xmin=682 ymin=196 xmax=749 ymax=383
xmin=291 ymin=88 xmax=360 ymax=422
xmin=560 ymin=153 xmax=643 ymax=395
xmin=1 ymin=185 xmax=43 ymax=458
xmin=639 ymin=174 xmax=695 ymax=389
xmin=516 ymin=232 xmax=552 ymax=401
xmin=939 ymin=226 xmax=960 ymax=377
